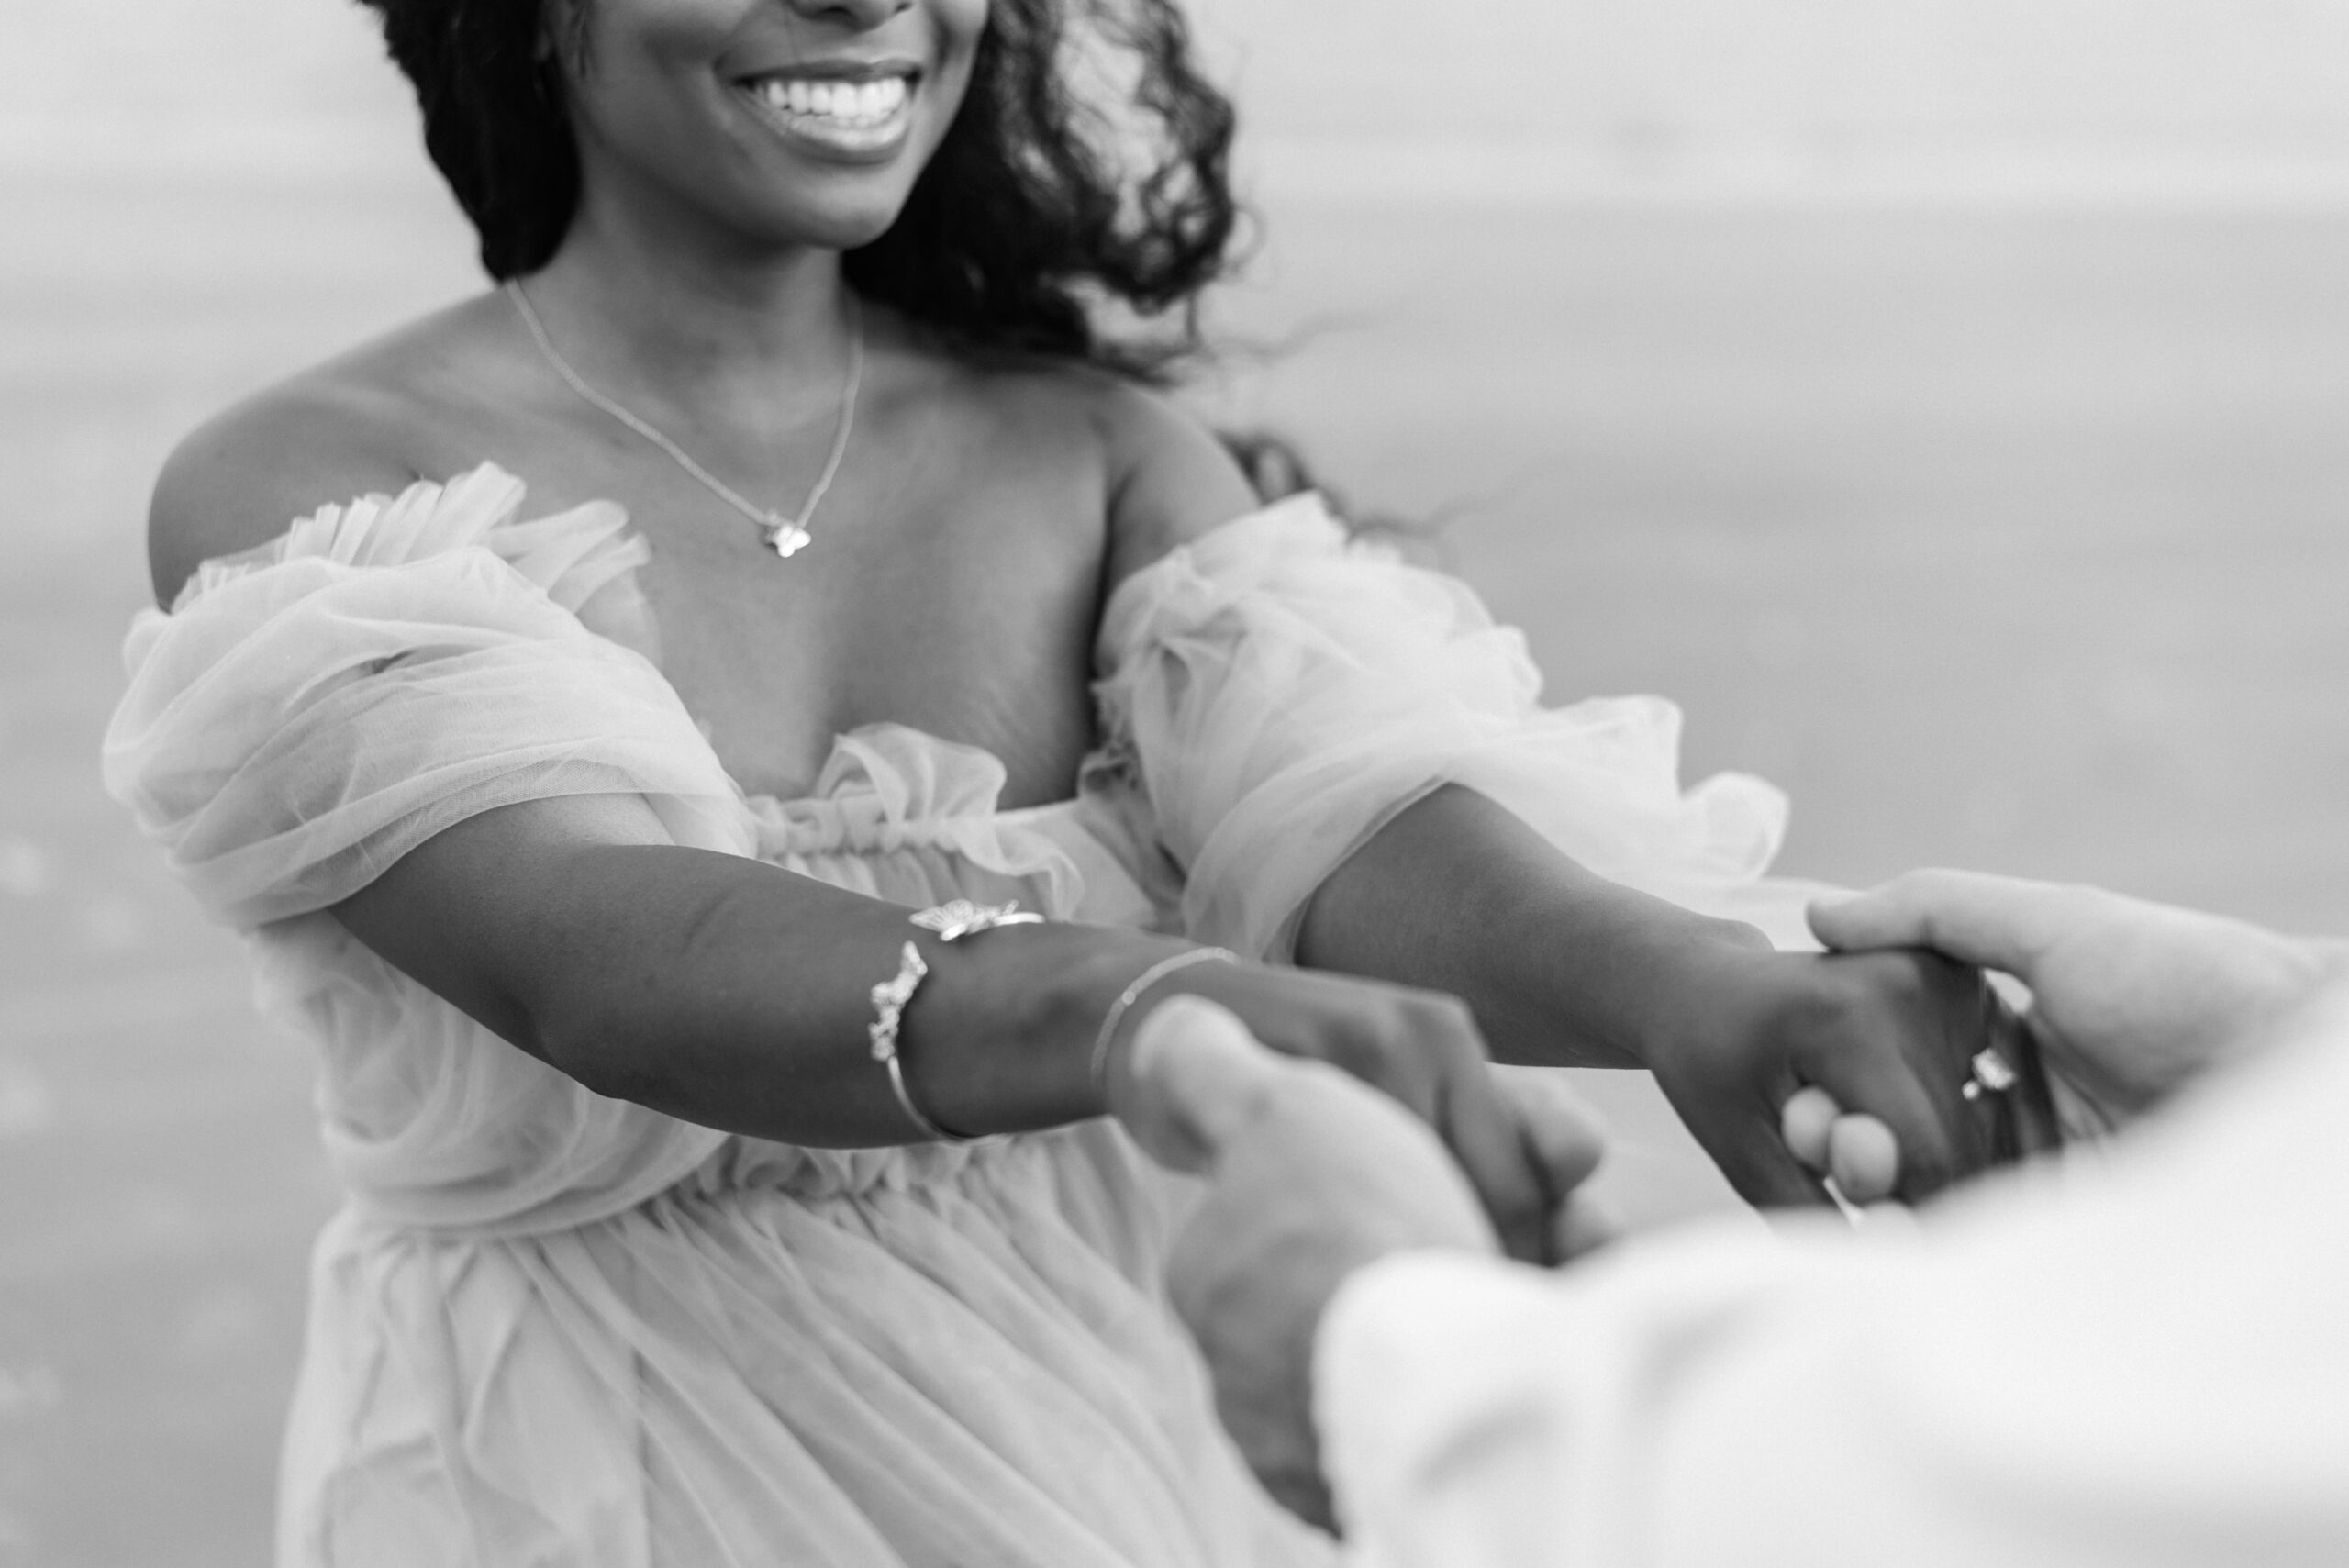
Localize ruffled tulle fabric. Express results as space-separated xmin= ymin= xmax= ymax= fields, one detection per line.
xmin=106 ymin=466 xmax=742 ymax=930
xmin=105 ymin=468 xmax=751 ymax=1239
xmin=1092 ymin=494 xmax=1820 ymax=960
xmin=106 ymin=465 xmax=1816 ymax=1565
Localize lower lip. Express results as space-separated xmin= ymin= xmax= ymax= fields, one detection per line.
xmin=737 ymin=82 xmax=918 ymax=164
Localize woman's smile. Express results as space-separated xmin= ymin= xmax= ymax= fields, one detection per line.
xmin=733 ymin=61 xmax=923 ymax=163
xmin=554 ymin=0 xmax=986 ymax=252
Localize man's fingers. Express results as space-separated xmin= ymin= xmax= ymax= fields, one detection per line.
xmin=1807 ymin=1047 xmax=1971 ymax=1201
xmin=1439 ymin=1076 xmax=1554 ymax=1263
xmin=1121 ymin=995 xmax=1290 ymax=1172
xmin=1827 ymin=1113 xmax=1900 ymax=1205
xmin=1780 ymin=1090 xmax=1900 ymax=1203
xmin=1550 ymin=1193 xmax=1621 ymax=1261
xmin=1492 ymin=1069 xmax=1609 ymax=1263
xmin=1780 ymin=1084 xmax=1841 ymax=1171
xmin=1494 ymin=1067 xmax=1608 ymax=1193
xmin=1809 ymin=870 xmax=2088 ymax=978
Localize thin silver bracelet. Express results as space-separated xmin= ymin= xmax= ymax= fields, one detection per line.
xmin=866 ymin=901 xmax=1050 ymax=1143
xmin=1088 ymin=947 xmax=1240 ymax=1099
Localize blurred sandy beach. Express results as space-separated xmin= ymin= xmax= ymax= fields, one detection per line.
xmin=4 ymin=2 xmax=2347 ymax=1562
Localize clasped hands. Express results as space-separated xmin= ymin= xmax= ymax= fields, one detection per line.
xmin=1100 ymin=898 xmax=2037 ymax=1272
xmin=1110 ymin=871 xmax=2341 ymax=1530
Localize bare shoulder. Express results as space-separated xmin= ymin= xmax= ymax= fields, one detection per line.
xmin=901 ymin=339 xmax=1256 ymax=586
xmin=148 ymin=376 xmax=417 ymax=605
xmin=146 ymin=295 xmax=507 ymax=606
xmin=1073 ymin=373 xmax=1260 ymax=588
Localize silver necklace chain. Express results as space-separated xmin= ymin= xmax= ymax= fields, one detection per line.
xmin=506 ymin=279 xmax=863 ymax=559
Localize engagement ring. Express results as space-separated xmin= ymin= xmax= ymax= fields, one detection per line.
xmin=1961 ymin=1047 xmax=2019 ymax=1102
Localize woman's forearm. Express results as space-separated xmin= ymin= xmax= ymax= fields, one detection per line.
xmin=332 ymin=803 xmax=1186 ymax=1148
xmin=530 ymin=845 xmax=1181 ymax=1142
xmin=1292 ymin=784 xmax=1769 ymax=1071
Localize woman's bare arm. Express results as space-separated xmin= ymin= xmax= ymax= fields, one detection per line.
xmin=1092 ymin=398 xmax=1999 ymax=1205
xmin=1295 ymin=785 xmax=1762 ymax=1070
xmin=1295 ymin=784 xmax=1998 ymax=1204
xmin=330 ymin=795 xmax=1160 ymax=1146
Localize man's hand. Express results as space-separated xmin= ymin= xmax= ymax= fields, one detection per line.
xmin=1100 ymin=957 xmax=1574 ymax=1263
xmin=1642 ymin=942 xmax=2009 ymax=1208
xmin=1810 ymin=870 xmax=2343 ymax=1124
xmin=1113 ymin=995 xmax=1610 ymax=1530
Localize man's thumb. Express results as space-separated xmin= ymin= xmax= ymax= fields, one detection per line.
xmin=1809 ymin=868 xmax=2072 ymax=977
xmin=1120 ymin=995 xmax=1286 ymax=1173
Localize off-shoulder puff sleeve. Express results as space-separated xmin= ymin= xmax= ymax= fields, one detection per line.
xmin=104 ymin=464 xmax=751 ymax=930
xmin=1091 ymin=495 xmax=1798 ymax=961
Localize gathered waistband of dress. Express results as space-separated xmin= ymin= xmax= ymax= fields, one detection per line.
xmin=676 ymin=1131 xmax=1009 ymax=1204
xmin=335 ymin=1130 xmax=1029 ymax=1246
xmin=756 ymin=793 xmax=1000 ymax=858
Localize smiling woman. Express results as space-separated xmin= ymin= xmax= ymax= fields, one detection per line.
xmin=358 ymin=0 xmax=1235 ymax=368
xmin=99 ymin=0 xmax=2026 ymax=1562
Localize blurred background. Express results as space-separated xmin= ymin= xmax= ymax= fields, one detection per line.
xmin=4 ymin=1 xmax=2347 ymax=1562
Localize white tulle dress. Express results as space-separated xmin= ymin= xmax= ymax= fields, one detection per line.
xmin=104 ymin=463 xmax=1813 ymax=1566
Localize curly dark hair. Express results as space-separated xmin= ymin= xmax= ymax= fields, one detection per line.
xmin=355 ymin=0 xmax=1242 ymax=377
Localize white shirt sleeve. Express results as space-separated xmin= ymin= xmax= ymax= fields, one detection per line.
xmin=1315 ymin=982 xmax=2349 ymax=1568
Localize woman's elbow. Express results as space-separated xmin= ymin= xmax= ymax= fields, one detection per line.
xmin=527 ymin=995 xmax=669 ymax=1106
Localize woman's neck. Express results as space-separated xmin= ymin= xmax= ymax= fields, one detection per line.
xmin=519 ymin=195 xmax=863 ymax=428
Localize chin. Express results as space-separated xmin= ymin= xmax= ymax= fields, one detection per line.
xmin=818 ymin=189 xmax=917 ymax=250
xmin=731 ymin=171 xmax=922 ymax=255
xmin=764 ymin=204 xmax=906 ymax=255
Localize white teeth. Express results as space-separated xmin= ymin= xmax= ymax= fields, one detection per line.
xmin=753 ymin=73 xmax=907 ymax=127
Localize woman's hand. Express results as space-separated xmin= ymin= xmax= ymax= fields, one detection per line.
xmin=1286 ymin=786 xmax=2053 ymax=1215
xmin=1097 ymin=956 xmax=1569 ymax=1263
xmin=1640 ymin=940 xmax=2026 ymax=1207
